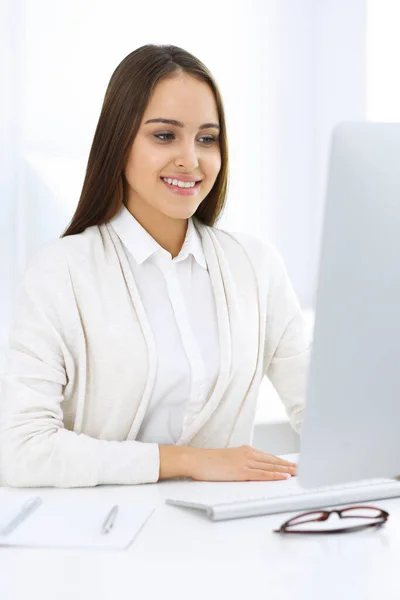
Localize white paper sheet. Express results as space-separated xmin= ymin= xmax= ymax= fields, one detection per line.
xmin=0 ymin=490 xmax=158 ymax=551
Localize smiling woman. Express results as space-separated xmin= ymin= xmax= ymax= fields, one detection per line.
xmin=0 ymin=44 xmax=310 ymax=488
xmin=121 ymin=73 xmax=223 ymax=257
xmin=61 ymin=45 xmax=229 ymax=241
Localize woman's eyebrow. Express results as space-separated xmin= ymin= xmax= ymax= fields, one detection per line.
xmin=144 ymin=118 xmax=220 ymax=130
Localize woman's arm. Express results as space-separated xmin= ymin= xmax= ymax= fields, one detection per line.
xmin=263 ymin=243 xmax=312 ymax=434
xmin=0 ymin=266 xmax=160 ymax=488
xmin=0 ymin=354 xmax=160 ymax=488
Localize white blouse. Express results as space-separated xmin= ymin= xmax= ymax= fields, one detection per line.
xmin=109 ymin=205 xmax=220 ymax=445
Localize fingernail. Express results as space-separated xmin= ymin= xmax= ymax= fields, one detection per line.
xmin=282 ymin=473 xmax=291 ymax=479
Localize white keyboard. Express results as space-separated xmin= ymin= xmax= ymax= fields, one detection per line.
xmin=165 ymin=477 xmax=400 ymax=521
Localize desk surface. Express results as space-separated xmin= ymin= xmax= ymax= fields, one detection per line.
xmin=1 ymin=454 xmax=400 ymax=600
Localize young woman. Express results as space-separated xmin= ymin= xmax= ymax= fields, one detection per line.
xmin=0 ymin=44 xmax=310 ymax=488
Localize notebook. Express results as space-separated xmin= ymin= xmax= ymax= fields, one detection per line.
xmin=0 ymin=489 xmax=158 ymax=550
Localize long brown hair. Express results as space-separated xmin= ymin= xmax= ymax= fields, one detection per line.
xmin=62 ymin=44 xmax=229 ymax=237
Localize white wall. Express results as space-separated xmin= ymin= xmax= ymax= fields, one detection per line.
xmin=313 ymin=0 xmax=367 ymax=279
xmin=0 ymin=0 xmax=20 ymax=348
xmin=367 ymin=0 xmax=400 ymax=121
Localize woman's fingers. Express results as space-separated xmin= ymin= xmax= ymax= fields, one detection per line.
xmin=249 ymin=460 xmax=296 ymax=475
xmin=252 ymin=450 xmax=296 ymax=467
xmin=247 ymin=468 xmax=292 ymax=481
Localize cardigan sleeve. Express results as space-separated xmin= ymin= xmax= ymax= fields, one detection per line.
xmin=263 ymin=242 xmax=312 ymax=434
xmin=0 ymin=248 xmax=160 ymax=488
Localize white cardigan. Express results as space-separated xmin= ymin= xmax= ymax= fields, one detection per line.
xmin=109 ymin=206 xmax=221 ymax=445
xmin=0 ymin=219 xmax=311 ymax=488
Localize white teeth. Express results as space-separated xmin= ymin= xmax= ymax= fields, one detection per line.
xmin=162 ymin=177 xmax=197 ymax=188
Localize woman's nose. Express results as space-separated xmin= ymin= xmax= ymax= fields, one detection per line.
xmin=175 ymin=142 xmax=199 ymax=170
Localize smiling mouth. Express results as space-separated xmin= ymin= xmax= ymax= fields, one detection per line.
xmin=160 ymin=178 xmax=201 ymax=188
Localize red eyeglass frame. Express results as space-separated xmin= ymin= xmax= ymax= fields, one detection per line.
xmin=273 ymin=505 xmax=389 ymax=535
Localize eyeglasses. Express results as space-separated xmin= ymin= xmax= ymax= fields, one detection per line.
xmin=273 ymin=505 xmax=389 ymax=535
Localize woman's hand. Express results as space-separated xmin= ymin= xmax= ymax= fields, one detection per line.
xmin=158 ymin=445 xmax=297 ymax=481
xmin=187 ymin=445 xmax=297 ymax=482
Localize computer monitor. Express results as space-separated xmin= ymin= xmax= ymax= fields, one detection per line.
xmin=298 ymin=122 xmax=400 ymax=488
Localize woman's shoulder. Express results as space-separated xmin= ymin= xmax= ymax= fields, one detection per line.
xmin=207 ymin=223 xmax=285 ymax=272
xmin=23 ymin=225 xmax=102 ymax=287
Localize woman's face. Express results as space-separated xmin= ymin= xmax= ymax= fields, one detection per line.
xmin=123 ymin=72 xmax=222 ymax=222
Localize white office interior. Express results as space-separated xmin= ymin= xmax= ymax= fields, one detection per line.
xmin=0 ymin=0 xmax=398 ymax=452
xmin=2 ymin=1 xmax=400 ymax=598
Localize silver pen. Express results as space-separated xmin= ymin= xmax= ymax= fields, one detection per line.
xmin=101 ymin=504 xmax=119 ymax=534
xmin=0 ymin=496 xmax=43 ymax=537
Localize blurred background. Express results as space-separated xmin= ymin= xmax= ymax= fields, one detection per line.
xmin=0 ymin=0 xmax=399 ymax=429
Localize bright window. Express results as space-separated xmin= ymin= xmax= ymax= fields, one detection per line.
xmin=367 ymin=0 xmax=400 ymax=121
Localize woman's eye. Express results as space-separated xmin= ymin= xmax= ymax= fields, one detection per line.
xmin=153 ymin=133 xmax=216 ymax=144
xmin=200 ymin=136 xmax=216 ymax=144
xmin=154 ymin=132 xmax=174 ymax=141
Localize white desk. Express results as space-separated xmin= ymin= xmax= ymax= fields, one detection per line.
xmin=1 ymin=459 xmax=400 ymax=600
